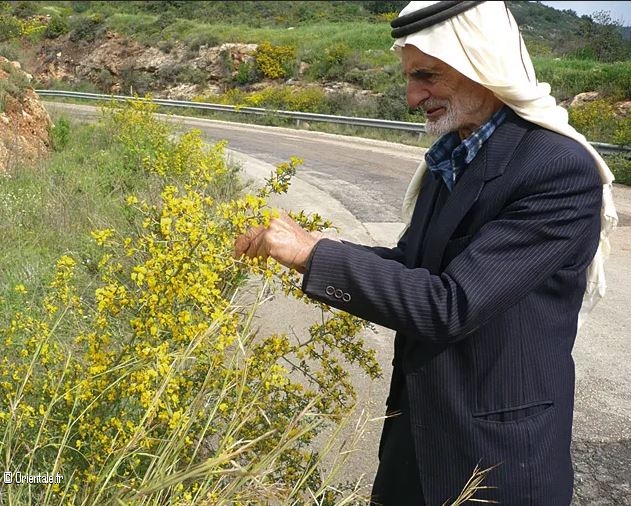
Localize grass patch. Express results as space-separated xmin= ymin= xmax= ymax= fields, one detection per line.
xmin=534 ymin=57 xmax=631 ymax=100
xmin=0 ymin=115 xmax=159 ymax=306
xmin=606 ymin=154 xmax=631 ymax=186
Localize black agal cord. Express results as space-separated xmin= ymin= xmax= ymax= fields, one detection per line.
xmin=391 ymin=1 xmax=485 ymax=38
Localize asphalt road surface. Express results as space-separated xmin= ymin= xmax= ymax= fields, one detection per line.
xmin=46 ymin=103 xmax=631 ymax=504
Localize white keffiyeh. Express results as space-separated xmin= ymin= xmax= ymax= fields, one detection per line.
xmin=392 ymin=1 xmax=618 ymax=328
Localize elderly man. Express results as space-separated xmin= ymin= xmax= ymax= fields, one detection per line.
xmin=235 ymin=1 xmax=617 ymax=504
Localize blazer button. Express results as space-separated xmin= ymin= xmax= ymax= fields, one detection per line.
xmin=325 ymin=285 xmax=335 ymax=296
xmin=342 ymin=292 xmax=351 ymax=302
xmin=334 ymin=289 xmax=343 ymax=299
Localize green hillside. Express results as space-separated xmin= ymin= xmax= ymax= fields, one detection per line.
xmin=1 ymin=0 xmax=629 ymax=155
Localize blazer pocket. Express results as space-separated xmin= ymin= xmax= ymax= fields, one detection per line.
xmin=472 ymin=400 xmax=554 ymax=423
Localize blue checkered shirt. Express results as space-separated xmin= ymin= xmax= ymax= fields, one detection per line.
xmin=425 ymin=106 xmax=509 ymax=191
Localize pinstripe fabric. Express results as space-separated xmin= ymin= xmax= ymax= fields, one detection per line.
xmin=301 ymin=111 xmax=602 ymax=505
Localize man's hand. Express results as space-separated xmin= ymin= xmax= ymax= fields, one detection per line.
xmin=234 ymin=212 xmax=323 ymax=273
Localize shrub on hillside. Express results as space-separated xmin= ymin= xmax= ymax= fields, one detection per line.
xmin=119 ymin=66 xmax=154 ymax=96
xmin=68 ymin=13 xmax=104 ymax=43
xmin=568 ymin=99 xmax=619 ymax=143
xmin=0 ymin=14 xmax=22 ymax=41
xmin=10 ymin=1 xmax=37 ymax=19
xmin=157 ymin=63 xmax=207 ymax=86
xmin=202 ymin=85 xmax=329 ymax=114
xmin=614 ymin=115 xmax=631 ymax=146
xmin=246 ymin=85 xmax=328 ymax=113
xmin=0 ymin=41 xmax=19 ymax=61
xmin=305 ymin=42 xmax=359 ymax=82
xmin=573 ymin=11 xmax=630 ymax=63
xmin=0 ymin=59 xmax=30 ymax=112
xmin=568 ymin=100 xmax=631 ymax=187
xmin=234 ymin=60 xmax=258 ymax=85
xmin=254 ymin=40 xmax=296 ymax=80
xmin=605 ymin=154 xmax=631 ymax=185
xmin=70 ymin=1 xmax=91 ymax=14
xmin=50 ymin=116 xmax=70 ymax=151
xmin=44 ymin=14 xmax=69 ymax=39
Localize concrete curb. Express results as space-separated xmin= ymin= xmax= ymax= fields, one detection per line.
xmin=226 ymin=148 xmax=383 ymax=245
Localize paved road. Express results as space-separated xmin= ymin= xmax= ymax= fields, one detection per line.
xmin=46 ymin=103 xmax=631 ymax=503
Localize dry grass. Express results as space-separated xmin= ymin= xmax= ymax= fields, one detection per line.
xmin=448 ymin=463 xmax=500 ymax=505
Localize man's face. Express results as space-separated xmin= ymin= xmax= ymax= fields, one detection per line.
xmin=401 ymin=45 xmax=500 ymax=138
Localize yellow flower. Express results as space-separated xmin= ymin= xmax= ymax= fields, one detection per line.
xmin=13 ymin=284 xmax=27 ymax=294
xmin=91 ymin=228 xmax=115 ymax=246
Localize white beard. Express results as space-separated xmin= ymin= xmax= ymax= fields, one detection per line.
xmin=423 ymin=95 xmax=480 ymax=137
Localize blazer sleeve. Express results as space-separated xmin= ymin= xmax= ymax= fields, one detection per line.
xmin=340 ymin=227 xmax=409 ymax=264
xmin=301 ymin=154 xmax=602 ymax=343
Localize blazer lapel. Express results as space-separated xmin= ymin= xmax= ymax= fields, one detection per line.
xmin=406 ymin=172 xmax=442 ymax=267
xmin=420 ymin=112 xmax=531 ymax=273
xmin=421 ymin=152 xmax=487 ymax=273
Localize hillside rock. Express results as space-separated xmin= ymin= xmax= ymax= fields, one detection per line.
xmin=570 ymin=91 xmax=601 ymax=108
xmin=0 ymin=57 xmax=52 ymax=172
xmin=565 ymin=92 xmax=630 ymax=119
xmin=193 ymin=43 xmax=258 ymax=80
xmin=29 ymin=32 xmax=371 ymax=100
xmin=615 ymin=101 xmax=631 ymax=118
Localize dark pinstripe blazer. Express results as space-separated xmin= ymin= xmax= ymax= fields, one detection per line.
xmin=302 ymin=110 xmax=602 ymax=505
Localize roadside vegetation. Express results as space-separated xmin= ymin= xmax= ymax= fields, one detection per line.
xmin=0 ymin=99 xmax=383 ymax=504
xmin=2 ymin=1 xmax=630 ymax=100
xmin=0 ymin=56 xmax=31 ymax=112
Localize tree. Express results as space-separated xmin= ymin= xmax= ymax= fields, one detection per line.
xmin=576 ymin=10 xmax=630 ymax=62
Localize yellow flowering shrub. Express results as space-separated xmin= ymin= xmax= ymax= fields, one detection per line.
xmin=254 ymin=40 xmax=297 ymax=80
xmin=0 ymin=98 xmax=380 ymax=505
xmin=568 ymin=98 xmax=617 ymax=143
xmin=18 ymin=16 xmax=47 ymax=37
xmin=0 ymin=13 xmax=46 ymax=42
xmin=199 ymin=84 xmax=328 ymax=113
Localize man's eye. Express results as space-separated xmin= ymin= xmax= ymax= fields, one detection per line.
xmin=411 ymin=71 xmax=433 ymax=80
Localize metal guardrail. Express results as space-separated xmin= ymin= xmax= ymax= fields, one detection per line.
xmin=36 ymin=89 xmax=631 ymax=156
xmin=35 ymin=89 xmax=426 ymax=133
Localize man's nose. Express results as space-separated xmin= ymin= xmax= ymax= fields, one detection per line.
xmin=406 ymin=82 xmax=430 ymax=109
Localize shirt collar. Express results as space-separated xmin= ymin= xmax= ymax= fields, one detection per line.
xmin=425 ymin=105 xmax=509 ymax=191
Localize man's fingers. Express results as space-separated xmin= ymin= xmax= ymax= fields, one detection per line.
xmin=234 ymin=235 xmax=249 ymax=258
xmin=234 ymin=225 xmax=266 ymax=258
xmin=245 ymin=228 xmax=269 ymax=260
xmin=234 ymin=215 xmax=319 ymax=272
xmin=279 ymin=212 xmax=294 ymax=224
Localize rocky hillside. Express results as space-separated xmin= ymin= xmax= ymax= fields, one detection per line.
xmin=29 ymin=30 xmax=370 ymax=102
xmin=0 ymin=56 xmax=52 ymax=172
xmin=33 ymin=29 xmax=262 ymax=99
xmin=21 ymin=25 xmax=629 ymax=110
xmin=27 ymin=22 xmax=631 ymax=117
